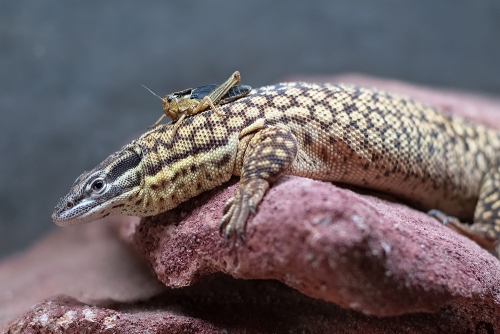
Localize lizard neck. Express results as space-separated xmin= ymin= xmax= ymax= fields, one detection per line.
xmin=133 ymin=127 xmax=240 ymax=217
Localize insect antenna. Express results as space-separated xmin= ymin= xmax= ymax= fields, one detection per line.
xmin=141 ymin=84 xmax=163 ymax=100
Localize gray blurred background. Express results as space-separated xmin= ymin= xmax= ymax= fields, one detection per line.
xmin=1 ymin=0 xmax=499 ymax=259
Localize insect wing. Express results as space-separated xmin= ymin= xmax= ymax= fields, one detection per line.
xmin=169 ymin=88 xmax=193 ymax=101
xmin=219 ymin=85 xmax=252 ymax=104
xmin=189 ymin=84 xmax=220 ymax=101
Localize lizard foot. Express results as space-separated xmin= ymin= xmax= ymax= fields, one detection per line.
xmin=427 ymin=209 xmax=497 ymax=249
xmin=427 ymin=209 xmax=461 ymax=226
xmin=219 ymin=178 xmax=269 ymax=242
xmin=427 ymin=209 xmax=471 ymax=237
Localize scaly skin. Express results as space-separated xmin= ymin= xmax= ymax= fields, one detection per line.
xmin=52 ymin=82 xmax=500 ymax=254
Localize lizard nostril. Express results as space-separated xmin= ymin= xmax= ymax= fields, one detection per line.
xmin=66 ymin=201 xmax=74 ymax=208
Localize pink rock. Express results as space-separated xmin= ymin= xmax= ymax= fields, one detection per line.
xmin=3 ymin=74 xmax=500 ymax=333
xmin=5 ymin=277 xmax=492 ymax=334
xmin=133 ymin=177 xmax=500 ymax=321
xmin=0 ymin=218 xmax=168 ymax=331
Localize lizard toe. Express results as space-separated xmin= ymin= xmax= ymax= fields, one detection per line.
xmin=219 ymin=205 xmax=234 ymax=236
xmin=223 ymin=197 xmax=235 ymax=214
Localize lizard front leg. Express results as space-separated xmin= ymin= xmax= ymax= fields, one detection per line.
xmin=220 ymin=126 xmax=298 ymax=241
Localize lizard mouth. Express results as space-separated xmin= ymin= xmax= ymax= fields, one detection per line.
xmin=52 ymin=197 xmax=105 ymax=226
xmin=52 ymin=185 xmax=138 ymax=226
xmin=52 ymin=146 xmax=143 ymax=226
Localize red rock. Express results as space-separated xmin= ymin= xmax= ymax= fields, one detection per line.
xmin=0 ymin=217 xmax=168 ymax=331
xmin=133 ymin=176 xmax=500 ymax=323
xmin=5 ymin=277 xmax=494 ymax=334
xmin=3 ymin=74 xmax=500 ymax=333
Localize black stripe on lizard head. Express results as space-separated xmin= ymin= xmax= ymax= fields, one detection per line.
xmin=106 ymin=149 xmax=141 ymax=182
xmin=87 ymin=147 xmax=143 ymax=200
xmin=52 ymin=147 xmax=143 ymax=226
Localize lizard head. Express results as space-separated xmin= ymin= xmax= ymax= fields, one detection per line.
xmin=52 ymin=144 xmax=143 ymax=226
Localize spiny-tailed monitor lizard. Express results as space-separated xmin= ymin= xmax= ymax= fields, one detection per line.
xmin=52 ymin=82 xmax=500 ymax=256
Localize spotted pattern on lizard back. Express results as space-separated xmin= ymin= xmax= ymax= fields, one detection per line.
xmin=52 ymin=82 xmax=500 ymax=255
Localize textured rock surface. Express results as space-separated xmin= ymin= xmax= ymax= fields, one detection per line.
xmin=5 ymin=277 xmax=496 ymax=334
xmin=3 ymin=75 xmax=500 ymax=333
xmin=134 ymin=177 xmax=500 ymax=322
xmin=0 ymin=217 xmax=168 ymax=331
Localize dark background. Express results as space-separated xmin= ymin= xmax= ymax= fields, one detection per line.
xmin=1 ymin=1 xmax=499 ymax=259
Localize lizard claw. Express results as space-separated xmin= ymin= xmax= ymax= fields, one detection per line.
xmin=218 ymin=178 xmax=269 ymax=242
xmin=248 ymin=201 xmax=257 ymax=215
xmin=427 ymin=209 xmax=460 ymax=226
xmin=427 ymin=209 xmax=447 ymax=224
xmin=236 ymin=230 xmax=247 ymax=242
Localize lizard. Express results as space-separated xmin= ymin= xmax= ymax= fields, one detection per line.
xmin=52 ymin=82 xmax=500 ymax=255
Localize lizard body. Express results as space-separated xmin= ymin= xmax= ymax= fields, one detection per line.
xmin=52 ymin=82 xmax=500 ymax=253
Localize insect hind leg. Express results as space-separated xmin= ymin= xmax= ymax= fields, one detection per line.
xmin=193 ymin=96 xmax=223 ymax=116
xmin=192 ymin=71 xmax=242 ymax=116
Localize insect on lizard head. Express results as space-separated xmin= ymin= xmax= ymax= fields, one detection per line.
xmin=52 ymin=144 xmax=144 ymax=226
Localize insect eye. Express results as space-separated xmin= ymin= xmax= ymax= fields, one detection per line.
xmin=91 ymin=179 xmax=105 ymax=192
xmin=167 ymin=96 xmax=173 ymax=102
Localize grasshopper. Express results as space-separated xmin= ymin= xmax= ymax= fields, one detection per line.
xmin=145 ymin=71 xmax=251 ymax=135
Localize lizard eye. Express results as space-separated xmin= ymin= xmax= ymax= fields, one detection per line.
xmin=90 ymin=179 xmax=106 ymax=193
